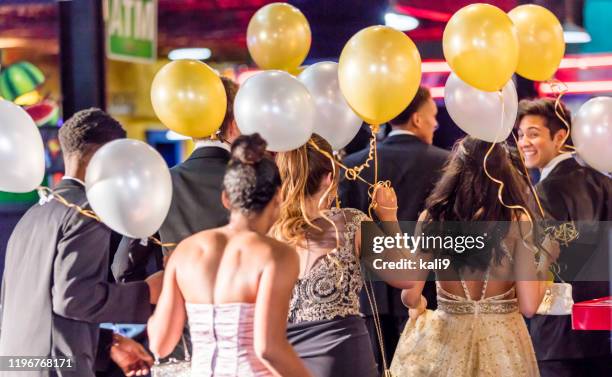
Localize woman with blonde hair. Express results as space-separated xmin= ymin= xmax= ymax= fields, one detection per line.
xmin=272 ymin=134 xmax=411 ymax=377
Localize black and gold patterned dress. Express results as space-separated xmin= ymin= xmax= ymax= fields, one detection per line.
xmin=286 ymin=207 xmax=378 ymax=377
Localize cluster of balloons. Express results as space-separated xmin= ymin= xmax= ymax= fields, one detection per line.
xmin=150 ymin=3 xmax=424 ymax=152
xmin=236 ymin=4 xmax=423 ymax=151
xmin=444 ymin=3 xmax=564 ymax=91
xmin=443 ymin=3 xmax=564 ymax=142
xmin=237 ymin=3 xmax=362 ymax=151
xmin=0 ymin=99 xmax=173 ymax=239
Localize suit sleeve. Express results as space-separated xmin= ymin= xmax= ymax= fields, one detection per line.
xmin=112 ymin=235 xmax=163 ymax=283
xmin=94 ymin=328 xmax=114 ymax=371
xmin=52 ymin=214 xmax=152 ymax=324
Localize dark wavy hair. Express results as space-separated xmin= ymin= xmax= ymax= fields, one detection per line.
xmin=223 ymin=133 xmax=280 ymax=214
xmin=423 ymin=137 xmax=541 ymax=272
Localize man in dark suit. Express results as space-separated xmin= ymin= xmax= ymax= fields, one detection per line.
xmin=111 ymin=77 xmax=241 ymax=363
xmin=0 ymin=109 xmax=160 ymax=377
xmin=158 ymin=76 xmax=240 ymax=246
xmin=339 ymin=87 xmax=449 ymax=372
xmin=517 ymin=98 xmax=612 ymax=377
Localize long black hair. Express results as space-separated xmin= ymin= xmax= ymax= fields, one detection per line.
xmin=423 ymin=136 xmax=541 ymax=272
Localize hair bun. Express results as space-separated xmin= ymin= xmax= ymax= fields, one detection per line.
xmin=231 ymin=133 xmax=267 ymax=165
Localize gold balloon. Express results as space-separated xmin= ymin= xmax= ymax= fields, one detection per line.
xmin=151 ymin=60 xmax=227 ymax=138
xmin=247 ymin=3 xmax=311 ymax=72
xmin=338 ymin=26 xmax=422 ymax=125
xmin=443 ymin=4 xmax=519 ymax=92
xmin=509 ymin=4 xmax=565 ymax=82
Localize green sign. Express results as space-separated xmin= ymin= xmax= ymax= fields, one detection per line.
xmin=104 ymin=0 xmax=157 ymax=63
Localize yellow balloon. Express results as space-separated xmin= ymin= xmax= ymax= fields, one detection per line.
xmin=338 ymin=26 xmax=422 ymax=125
xmin=151 ymin=60 xmax=227 ymax=138
xmin=443 ymin=4 xmax=519 ymax=92
xmin=247 ymin=3 xmax=311 ymax=72
xmin=509 ymin=4 xmax=565 ymax=82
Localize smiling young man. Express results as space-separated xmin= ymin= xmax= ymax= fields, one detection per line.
xmin=517 ymin=98 xmax=612 ymax=377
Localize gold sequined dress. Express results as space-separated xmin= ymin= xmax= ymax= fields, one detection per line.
xmin=390 ymin=272 xmax=539 ymax=377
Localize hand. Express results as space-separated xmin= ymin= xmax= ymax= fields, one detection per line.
xmin=408 ymin=295 xmax=427 ymax=320
xmin=145 ymin=271 xmax=164 ymax=305
xmin=537 ymin=235 xmax=560 ymax=276
xmin=372 ymin=183 xmax=398 ymax=221
xmin=110 ymin=334 xmax=153 ymax=376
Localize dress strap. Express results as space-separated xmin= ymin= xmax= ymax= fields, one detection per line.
xmin=478 ymin=269 xmax=490 ymax=301
xmin=457 ymin=267 xmax=490 ymax=301
xmin=459 ymin=277 xmax=472 ymax=301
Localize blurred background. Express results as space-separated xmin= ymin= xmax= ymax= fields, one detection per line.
xmin=1 ymin=0 xmax=611 ymax=275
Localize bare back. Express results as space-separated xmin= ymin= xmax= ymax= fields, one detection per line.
xmin=171 ymin=227 xmax=288 ymax=304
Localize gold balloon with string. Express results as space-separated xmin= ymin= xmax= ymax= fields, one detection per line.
xmin=338 ymin=25 xmax=422 ymax=125
xmin=247 ymin=3 xmax=311 ymax=72
xmin=151 ymin=60 xmax=227 ymax=138
xmin=509 ymin=4 xmax=565 ymax=82
xmin=443 ymin=3 xmax=518 ymax=92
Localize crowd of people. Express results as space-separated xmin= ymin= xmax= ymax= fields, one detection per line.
xmin=0 ymin=80 xmax=610 ymax=377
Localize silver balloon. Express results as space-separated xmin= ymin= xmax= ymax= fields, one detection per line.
xmin=572 ymin=96 xmax=612 ymax=173
xmin=298 ymin=62 xmax=362 ymax=150
xmin=444 ymin=73 xmax=518 ymax=143
xmin=234 ymin=70 xmax=314 ymax=152
xmin=85 ymin=139 xmax=172 ymax=238
xmin=0 ymin=99 xmax=45 ymax=192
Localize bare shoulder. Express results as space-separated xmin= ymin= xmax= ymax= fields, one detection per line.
xmin=170 ymin=229 xmax=226 ymax=259
xmin=242 ymin=232 xmax=298 ymax=264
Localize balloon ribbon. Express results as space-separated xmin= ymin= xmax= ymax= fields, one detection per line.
xmin=37 ymin=186 xmax=177 ymax=253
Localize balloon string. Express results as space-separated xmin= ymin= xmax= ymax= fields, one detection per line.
xmin=308 ymin=139 xmax=373 ymax=187
xmin=36 ymin=186 xmax=177 ymax=252
xmin=343 ymin=127 xmax=379 ymax=184
xmin=482 ymin=94 xmax=534 ymax=229
xmin=547 ymin=79 xmax=576 ymax=153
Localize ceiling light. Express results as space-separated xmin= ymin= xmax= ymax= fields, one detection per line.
xmin=563 ymin=22 xmax=592 ymax=44
xmin=384 ymin=12 xmax=419 ymax=32
xmin=165 ymin=130 xmax=190 ymax=141
xmin=168 ymin=48 xmax=212 ymax=61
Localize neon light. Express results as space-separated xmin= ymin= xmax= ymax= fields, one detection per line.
xmin=430 ymin=86 xmax=445 ymax=99
xmin=421 ymin=54 xmax=612 ymax=73
xmin=539 ymin=80 xmax=612 ymax=95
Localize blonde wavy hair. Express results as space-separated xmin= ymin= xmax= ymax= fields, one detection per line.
xmin=271 ymin=134 xmax=339 ymax=247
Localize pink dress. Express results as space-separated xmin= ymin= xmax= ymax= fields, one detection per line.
xmin=186 ymin=302 xmax=273 ymax=377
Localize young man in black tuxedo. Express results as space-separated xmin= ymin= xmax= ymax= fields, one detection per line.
xmin=339 ymin=87 xmax=449 ymax=373
xmin=517 ymin=98 xmax=612 ymax=377
xmin=0 ymin=109 xmax=159 ymax=377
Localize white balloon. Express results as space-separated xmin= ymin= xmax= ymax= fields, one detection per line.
xmin=234 ymin=70 xmax=314 ymax=152
xmin=444 ymin=73 xmax=518 ymax=143
xmin=572 ymin=96 xmax=612 ymax=173
xmin=85 ymin=139 xmax=172 ymax=238
xmin=0 ymin=99 xmax=45 ymax=192
xmin=298 ymin=62 xmax=362 ymax=150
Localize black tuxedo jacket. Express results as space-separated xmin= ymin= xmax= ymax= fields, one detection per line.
xmin=339 ymin=134 xmax=450 ymax=316
xmin=159 ymin=146 xmax=230 ymax=246
xmin=530 ymin=157 xmax=612 ymax=361
xmin=0 ymin=179 xmax=151 ymax=377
